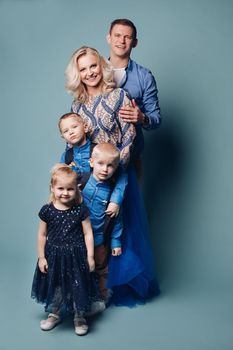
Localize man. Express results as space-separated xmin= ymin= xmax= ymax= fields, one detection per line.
xmin=104 ymin=20 xmax=161 ymax=306
xmin=107 ymin=18 xmax=161 ymax=164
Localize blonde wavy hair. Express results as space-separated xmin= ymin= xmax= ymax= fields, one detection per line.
xmin=65 ymin=46 xmax=115 ymax=103
xmin=49 ymin=164 xmax=82 ymax=204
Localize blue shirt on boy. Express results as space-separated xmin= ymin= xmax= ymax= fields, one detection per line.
xmin=82 ymin=174 xmax=123 ymax=249
xmin=60 ymin=139 xmax=91 ymax=175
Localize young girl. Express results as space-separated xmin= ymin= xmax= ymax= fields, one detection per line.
xmin=31 ymin=164 xmax=99 ymax=335
xmin=65 ymin=46 xmax=160 ymax=307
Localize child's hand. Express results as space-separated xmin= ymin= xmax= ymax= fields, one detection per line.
xmin=87 ymin=256 xmax=95 ymax=272
xmin=38 ymin=258 xmax=48 ymax=273
xmin=105 ymin=202 xmax=120 ymax=217
xmin=112 ymin=247 xmax=122 ymax=256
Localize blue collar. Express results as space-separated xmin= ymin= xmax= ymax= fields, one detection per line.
xmin=73 ymin=138 xmax=91 ymax=151
xmin=125 ymin=58 xmax=133 ymax=72
xmin=89 ymin=174 xmax=110 ymax=187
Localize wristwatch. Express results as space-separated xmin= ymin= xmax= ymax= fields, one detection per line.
xmin=142 ymin=115 xmax=150 ymax=126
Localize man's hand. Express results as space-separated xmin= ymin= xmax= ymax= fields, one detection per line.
xmin=105 ymin=202 xmax=120 ymax=217
xmin=118 ymin=99 xmax=145 ymax=124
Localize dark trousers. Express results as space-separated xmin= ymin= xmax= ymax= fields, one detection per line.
xmin=94 ymin=244 xmax=109 ymax=300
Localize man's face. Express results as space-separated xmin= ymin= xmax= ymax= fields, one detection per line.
xmin=107 ymin=24 xmax=137 ymax=59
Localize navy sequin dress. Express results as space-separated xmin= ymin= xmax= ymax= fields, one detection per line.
xmin=31 ymin=203 xmax=99 ymax=315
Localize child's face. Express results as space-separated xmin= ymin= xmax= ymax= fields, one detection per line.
xmin=90 ymin=153 xmax=118 ymax=182
xmin=60 ymin=117 xmax=87 ymax=146
xmin=51 ymin=175 xmax=78 ymax=207
xmin=77 ymin=53 xmax=103 ymax=93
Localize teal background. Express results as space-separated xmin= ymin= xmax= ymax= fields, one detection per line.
xmin=0 ymin=0 xmax=233 ymax=349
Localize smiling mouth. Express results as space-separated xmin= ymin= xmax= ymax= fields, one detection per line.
xmin=87 ymin=74 xmax=97 ymax=79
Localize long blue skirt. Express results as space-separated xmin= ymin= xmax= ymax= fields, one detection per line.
xmin=107 ymin=166 xmax=160 ymax=306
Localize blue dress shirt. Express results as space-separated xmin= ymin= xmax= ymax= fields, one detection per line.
xmin=120 ymin=58 xmax=161 ymax=157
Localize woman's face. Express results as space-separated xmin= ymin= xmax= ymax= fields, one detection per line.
xmin=77 ymin=53 xmax=103 ymax=94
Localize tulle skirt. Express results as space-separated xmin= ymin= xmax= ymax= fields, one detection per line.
xmin=31 ymin=243 xmax=100 ymax=315
xmin=107 ymin=166 xmax=160 ymax=306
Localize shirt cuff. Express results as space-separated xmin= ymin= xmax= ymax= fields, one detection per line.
xmin=142 ymin=115 xmax=152 ymax=130
xmin=111 ymin=238 xmax=122 ymax=249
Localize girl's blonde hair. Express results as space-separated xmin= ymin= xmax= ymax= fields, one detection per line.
xmin=49 ymin=164 xmax=82 ymax=204
xmin=65 ymin=46 xmax=115 ymax=103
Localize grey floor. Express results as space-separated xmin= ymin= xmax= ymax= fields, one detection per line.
xmin=1 ymin=260 xmax=232 ymax=350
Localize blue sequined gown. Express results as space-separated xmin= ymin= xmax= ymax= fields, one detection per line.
xmin=31 ymin=203 xmax=99 ymax=315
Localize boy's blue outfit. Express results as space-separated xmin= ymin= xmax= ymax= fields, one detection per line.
xmin=82 ymin=174 xmax=123 ymax=249
xmin=82 ymin=173 xmax=124 ymax=301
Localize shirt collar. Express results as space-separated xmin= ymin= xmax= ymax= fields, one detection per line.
xmin=125 ymin=58 xmax=133 ymax=71
xmin=89 ymin=174 xmax=110 ymax=187
xmin=73 ymin=138 xmax=90 ymax=152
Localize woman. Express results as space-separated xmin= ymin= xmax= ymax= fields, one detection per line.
xmin=65 ymin=46 xmax=160 ymax=306
xmin=65 ymin=46 xmax=135 ymax=166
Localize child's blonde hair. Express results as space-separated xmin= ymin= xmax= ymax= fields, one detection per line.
xmin=49 ymin=163 xmax=82 ymax=204
xmin=58 ymin=112 xmax=84 ymax=132
xmin=91 ymin=143 xmax=120 ymax=164
xmin=65 ymin=46 xmax=115 ymax=103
